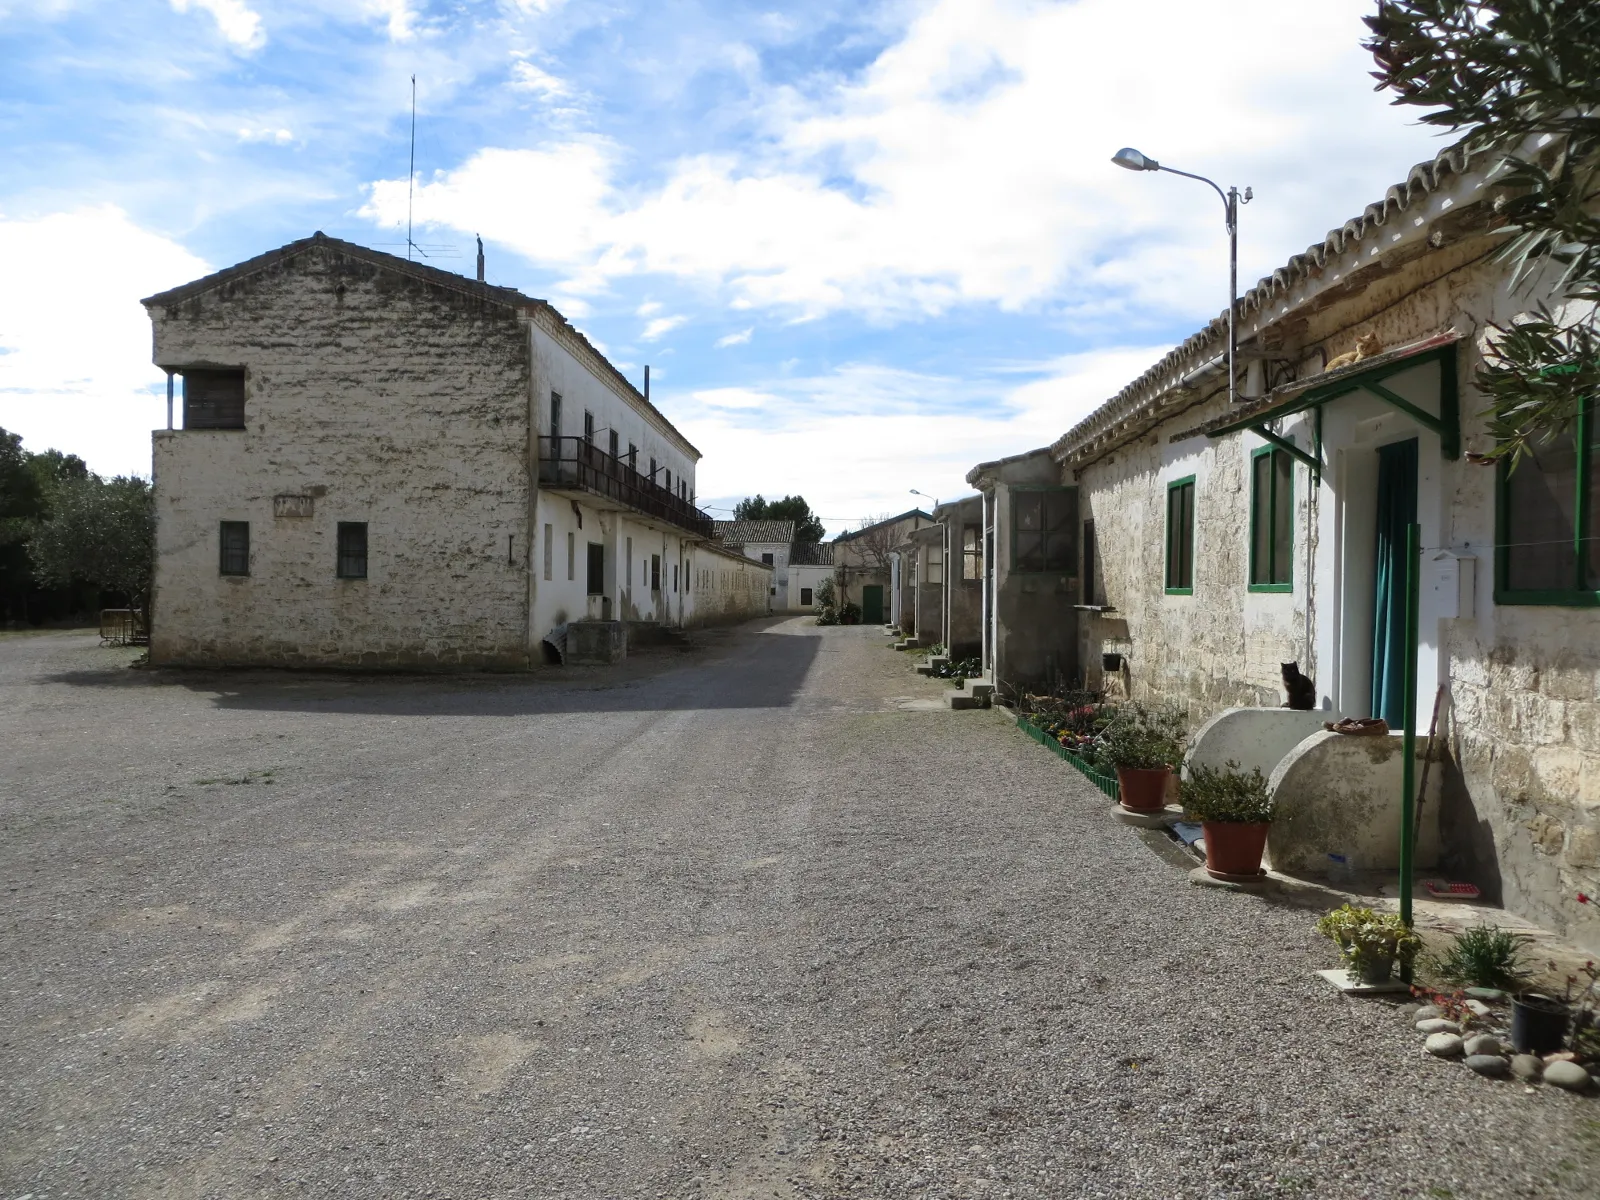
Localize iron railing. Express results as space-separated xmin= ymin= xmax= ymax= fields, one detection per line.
xmin=538 ymin=436 xmax=715 ymax=538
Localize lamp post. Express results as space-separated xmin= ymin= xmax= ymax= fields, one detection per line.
xmin=909 ymin=488 xmax=939 ymax=509
xmin=1112 ymin=147 xmax=1251 ymax=405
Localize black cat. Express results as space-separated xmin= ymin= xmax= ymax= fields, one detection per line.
xmin=1282 ymin=662 xmax=1316 ymax=710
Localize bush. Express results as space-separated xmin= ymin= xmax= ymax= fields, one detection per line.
xmin=1316 ymin=904 xmax=1422 ymax=972
xmin=1429 ymin=925 xmax=1533 ymax=992
xmin=1097 ymin=703 xmax=1185 ymax=771
xmin=814 ymin=578 xmax=836 ymax=609
xmin=839 ymin=601 xmax=862 ymax=625
xmin=815 ymin=606 xmax=839 ymax=626
xmin=1181 ymin=760 xmax=1274 ymax=823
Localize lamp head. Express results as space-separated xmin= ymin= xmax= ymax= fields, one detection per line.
xmin=1111 ymin=147 xmax=1159 ymax=172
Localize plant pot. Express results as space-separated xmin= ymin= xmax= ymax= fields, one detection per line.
xmin=1201 ymin=820 xmax=1269 ymax=878
xmin=1511 ymin=993 xmax=1571 ymax=1055
xmin=1351 ymin=952 xmax=1395 ymax=985
xmin=1115 ymin=766 xmax=1170 ymax=812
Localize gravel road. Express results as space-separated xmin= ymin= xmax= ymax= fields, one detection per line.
xmin=2 ymin=621 xmax=1596 ymax=1200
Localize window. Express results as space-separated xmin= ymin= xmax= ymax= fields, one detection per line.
xmin=962 ymin=524 xmax=983 ymax=581
xmin=761 ymin=552 xmax=774 ymax=566
xmin=926 ymin=546 xmax=943 ymax=585
xmin=626 ymin=537 xmax=633 ymax=587
xmin=674 ymin=563 xmax=680 ymax=592
xmin=665 ymin=468 xmax=672 ymax=492
xmin=628 ymin=444 xmax=638 ymax=471
xmin=567 ymin=531 xmax=575 ymax=581
xmin=184 ymin=369 xmax=245 ymax=429
xmin=1249 ymin=446 xmax=1294 ymax=590
xmin=801 ymin=586 xmax=814 ymax=606
xmin=1497 ymin=396 xmax=1598 ymax=605
xmin=219 ymin=521 xmax=249 ymax=575
xmin=1165 ymin=477 xmax=1195 ymax=594
xmin=649 ymin=456 xmax=657 ymax=482
xmin=1082 ymin=519 xmax=1097 ymax=605
xmin=550 ymin=392 xmax=562 ymax=440
xmin=543 ymin=523 xmax=553 ymax=581
xmin=586 ymin=542 xmax=604 ymax=595
xmin=1011 ymin=488 xmax=1077 ymax=573
xmin=336 ymin=522 xmax=368 ymax=579
xmin=608 ymin=430 xmax=619 ymax=459
xmin=583 ymin=410 xmax=595 ymax=444
xmin=651 ymin=554 xmax=661 ymax=591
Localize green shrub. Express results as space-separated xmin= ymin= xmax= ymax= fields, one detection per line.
xmin=1097 ymin=703 xmax=1185 ymax=771
xmin=1429 ymin=925 xmax=1533 ymax=992
xmin=815 ymin=606 xmax=839 ymax=626
xmin=1316 ymin=904 xmax=1422 ymax=972
xmin=839 ymin=601 xmax=862 ymax=625
xmin=1180 ymin=760 xmax=1274 ymax=823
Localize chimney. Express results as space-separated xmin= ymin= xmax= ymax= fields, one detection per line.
xmin=644 ymin=365 xmax=650 ymax=402
xmin=475 ymin=235 xmax=485 ymax=282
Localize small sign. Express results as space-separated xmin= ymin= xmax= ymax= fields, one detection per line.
xmin=273 ymin=494 xmax=314 ymax=519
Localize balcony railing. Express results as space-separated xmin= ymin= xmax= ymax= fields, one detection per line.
xmin=538 ymin=436 xmax=714 ymax=539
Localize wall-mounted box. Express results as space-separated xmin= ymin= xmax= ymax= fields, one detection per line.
xmin=1428 ymin=550 xmax=1476 ymax=620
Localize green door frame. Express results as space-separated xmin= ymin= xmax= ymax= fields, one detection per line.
xmin=861 ymin=584 xmax=884 ymax=624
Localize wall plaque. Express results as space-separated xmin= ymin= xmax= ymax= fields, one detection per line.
xmin=273 ymin=494 xmax=315 ymax=518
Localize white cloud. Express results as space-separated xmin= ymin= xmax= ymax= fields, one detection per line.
xmin=715 ymin=327 xmax=754 ymax=348
xmin=635 ymin=300 xmax=663 ymax=317
xmin=509 ymin=60 xmax=569 ymax=99
xmin=362 ymin=0 xmax=1441 ymax=325
xmin=169 ymin=0 xmax=265 ymax=52
xmin=641 ymin=315 xmax=686 ymax=341
xmin=0 ymin=207 xmax=211 ymax=477
xmin=237 ymin=127 xmax=293 ymax=144
xmin=361 ymin=0 xmax=416 ymax=41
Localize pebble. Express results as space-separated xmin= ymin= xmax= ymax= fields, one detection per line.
xmin=1413 ymin=1004 xmax=1441 ymax=1021
xmin=1543 ymin=1051 xmax=1577 ymax=1064
xmin=1416 ymin=1018 xmax=1461 ymax=1035
xmin=1425 ymin=1033 xmax=1464 ymax=1058
xmin=1543 ymin=1061 xmax=1591 ymax=1092
xmin=1465 ymin=987 xmax=1508 ymax=1002
xmin=1397 ymin=1003 xmax=1422 ymax=1022
xmin=1462 ymin=1034 xmax=1501 ymax=1057
xmin=1510 ymin=1055 xmax=1544 ymax=1080
xmin=1464 ymin=999 xmax=1492 ymax=1018
xmin=1465 ymin=1054 xmax=1508 ymax=1077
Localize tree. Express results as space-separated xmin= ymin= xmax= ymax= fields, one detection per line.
xmin=1363 ymin=0 xmax=1600 ymax=464
xmin=732 ymin=493 xmax=826 ymax=543
xmin=30 ymin=475 xmax=156 ymax=616
xmin=843 ymin=513 xmax=898 ymax=574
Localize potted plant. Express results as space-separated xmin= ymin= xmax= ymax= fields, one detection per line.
xmin=1180 ymin=759 xmax=1274 ymax=878
xmin=1315 ymin=904 xmax=1423 ymax=985
xmin=1098 ymin=704 xmax=1185 ymax=812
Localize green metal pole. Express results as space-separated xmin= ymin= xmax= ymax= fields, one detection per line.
xmin=1399 ymin=522 xmax=1421 ymax=951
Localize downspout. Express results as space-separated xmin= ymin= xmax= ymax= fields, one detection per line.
xmin=1399 ymin=521 xmax=1421 ymax=954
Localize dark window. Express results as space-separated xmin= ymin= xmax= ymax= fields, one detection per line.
xmin=583 ymin=410 xmax=595 ymax=444
xmin=650 ymin=456 xmax=657 ymax=482
xmin=586 ymin=542 xmax=604 ymax=595
xmin=337 ymin=522 xmax=368 ymax=579
xmin=1165 ymin=477 xmax=1195 ymax=594
xmin=801 ymin=586 xmax=814 ymax=606
xmin=1498 ymin=396 xmax=1598 ymax=603
xmin=1011 ymin=488 xmax=1077 ymax=573
xmin=673 ymin=563 xmax=679 ymax=593
xmin=651 ymin=554 xmax=661 ymax=591
xmin=628 ymin=444 xmax=638 ymax=471
xmin=184 ymin=369 xmax=245 ymax=429
xmin=664 ymin=468 xmax=672 ymax=492
xmin=962 ymin=523 xmax=983 ymax=581
xmin=550 ymin=392 xmax=562 ymax=440
xmin=219 ymin=521 xmax=249 ymax=575
xmin=608 ymin=429 xmax=619 ymax=459
xmin=761 ymin=552 xmax=774 ymax=566
xmin=1082 ymin=519 xmax=1097 ymax=604
xmin=1249 ymin=447 xmax=1294 ymax=589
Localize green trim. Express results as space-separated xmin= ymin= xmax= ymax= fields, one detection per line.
xmin=1495 ymin=393 xmax=1599 ymax=607
xmin=1008 ymin=485 xmax=1079 ymax=576
xmin=1251 ymin=425 xmax=1321 ymax=474
xmin=1164 ymin=475 xmax=1196 ymax=595
xmin=1248 ymin=444 xmax=1294 ymax=593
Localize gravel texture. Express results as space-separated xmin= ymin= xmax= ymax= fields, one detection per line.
xmin=2 ymin=621 xmax=1598 ymax=1199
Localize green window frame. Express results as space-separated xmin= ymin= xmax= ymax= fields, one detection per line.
xmin=1010 ymin=487 xmax=1078 ymax=575
xmin=1165 ymin=476 xmax=1195 ymax=595
xmin=1249 ymin=445 xmax=1294 ymax=592
xmin=1494 ymin=394 xmax=1598 ymax=606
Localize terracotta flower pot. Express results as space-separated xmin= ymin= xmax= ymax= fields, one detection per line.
xmin=1202 ymin=820 xmax=1270 ymax=878
xmin=1116 ymin=766 xmax=1171 ymax=812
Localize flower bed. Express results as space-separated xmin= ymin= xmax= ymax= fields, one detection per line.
xmin=1017 ymin=717 xmax=1119 ymax=799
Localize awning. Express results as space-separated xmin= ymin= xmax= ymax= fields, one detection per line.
xmin=1169 ymin=329 xmax=1463 ymax=470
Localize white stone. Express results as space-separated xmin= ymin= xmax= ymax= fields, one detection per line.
xmin=1462 ymin=1034 xmax=1501 ymax=1057
xmin=1416 ymin=1018 xmax=1461 ymax=1035
xmin=1425 ymin=1032 xmax=1464 ymax=1058
xmin=1543 ymin=1061 xmax=1591 ymax=1091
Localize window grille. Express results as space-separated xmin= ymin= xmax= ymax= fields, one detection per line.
xmin=219 ymin=521 xmax=249 ymax=575
xmin=337 ymin=522 xmax=368 ymax=579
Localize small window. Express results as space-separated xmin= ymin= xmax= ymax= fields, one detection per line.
xmin=583 ymin=410 xmax=595 ymax=444
xmin=628 ymin=444 xmax=638 ymax=471
xmin=1249 ymin=446 xmax=1294 ymax=590
xmin=543 ymin=523 xmax=553 ymax=581
xmin=550 ymin=392 xmax=562 ymax=440
xmin=649 ymin=456 xmax=657 ymax=482
xmin=567 ymin=531 xmax=576 ymax=581
xmin=1082 ymin=519 xmax=1097 ymax=605
xmin=586 ymin=542 xmax=604 ymax=595
xmin=962 ymin=524 xmax=983 ymax=581
xmin=926 ymin=546 xmax=943 ymax=585
xmin=801 ymin=586 xmax=814 ymax=606
xmin=674 ymin=563 xmax=680 ymax=593
xmin=626 ymin=537 xmax=633 ymax=586
xmin=761 ymin=552 xmax=774 ymax=566
xmin=337 ymin=522 xmax=368 ymax=579
xmin=1012 ymin=488 xmax=1077 ymax=573
xmin=184 ymin=370 xmax=246 ymax=430
xmin=219 ymin=521 xmax=249 ymax=575
xmin=665 ymin=468 xmax=672 ymax=492
xmin=651 ymin=554 xmax=661 ymax=591
xmin=608 ymin=430 xmax=619 ymax=459
xmin=1165 ymin=477 xmax=1195 ymax=594
xmin=1497 ymin=396 xmax=1599 ymax=604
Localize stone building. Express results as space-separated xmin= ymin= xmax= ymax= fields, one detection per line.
xmin=832 ymin=509 xmax=932 ymax=625
xmin=712 ymin=519 xmax=792 ymax=610
xmin=141 ymin=233 xmax=769 ymax=670
xmin=933 ymin=495 xmax=985 ymax=662
xmin=972 ymin=145 xmax=1598 ymax=949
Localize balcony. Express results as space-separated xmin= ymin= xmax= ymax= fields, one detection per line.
xmin=538 ymin=436 xmax=714 ymax=539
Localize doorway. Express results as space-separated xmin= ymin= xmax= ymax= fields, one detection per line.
xmin=861 ymin=585 xmax=884 ymax=625
xmin=1370 ymin=437 xmax=1418 ymax=725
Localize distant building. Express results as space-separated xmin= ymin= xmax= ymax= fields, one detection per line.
xmin=832 ymin=509 xmax=933 ymax=625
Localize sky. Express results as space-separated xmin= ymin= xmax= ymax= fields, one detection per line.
xmin=0 ymin=0 xmax=1448 ymax=534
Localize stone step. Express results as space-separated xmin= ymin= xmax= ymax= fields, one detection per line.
xmin=947 ymin=693 xmax=985 ymax=710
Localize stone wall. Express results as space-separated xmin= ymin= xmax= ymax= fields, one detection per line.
xmin=687 ymin=544 xmax=772 ymax=627
xmin=148 ymin=244 xmax=531 ymax=670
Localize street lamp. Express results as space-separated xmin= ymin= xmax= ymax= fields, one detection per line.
xmin=910 ymin=488 xmax=939 ymax=509
xmin=1113 ymin=147 xmax=1251 ymax=405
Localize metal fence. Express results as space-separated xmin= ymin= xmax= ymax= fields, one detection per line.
xmin=537 ymin=436 xmax=714 ymax=538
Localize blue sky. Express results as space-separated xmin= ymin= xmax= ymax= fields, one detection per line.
xmin=0 ymin=0 xmax=1446 ymax=533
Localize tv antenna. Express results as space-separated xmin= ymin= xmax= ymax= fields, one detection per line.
xmin=406 ymin=74 xmax=424 ymax=260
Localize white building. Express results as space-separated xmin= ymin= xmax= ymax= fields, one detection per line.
xmin=141 ymin=233 xmax=769 ymax=669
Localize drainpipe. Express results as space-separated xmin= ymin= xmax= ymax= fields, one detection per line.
xmin=1398 ymin=521 xmax=1422 ymax=956
xmin=165 ymin=371 xmax=175 ymax=430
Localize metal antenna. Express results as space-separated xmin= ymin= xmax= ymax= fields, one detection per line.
xmin=406 ymin=75 xmax=426 ymax=260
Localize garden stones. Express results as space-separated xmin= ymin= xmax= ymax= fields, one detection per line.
xmin=1416 ymin=1017 xmax=1461 ymax=1035
xmin=1465 ymin=1054 xmax=1508 ymax=1077
xmin=1462 ymin=1034 xmax=1502 ymax=1057
xmin=1412 ymin=1004 xmax=1441 ymax=1022
xmin=1425 ymin=1032 xmax=1465 ymax=1058
xmin=1543 ymin=1061 xmax=1592 ymax=1092
xmin=1510 ymin=1054 xmax=1544 ymax=1081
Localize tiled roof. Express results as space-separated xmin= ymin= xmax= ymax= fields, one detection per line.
xmin=789 ymin=541 xmax=834 ymax=566
xmin=1051 ymin=143 xmax=1487 ymax=467
xmin=713 ymin=520 xmax=795 ymax=545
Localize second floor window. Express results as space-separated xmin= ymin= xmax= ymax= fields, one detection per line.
xmin=583 ymin=411 xmax=595 ymax=444
xmin=628 ymin=444 xmax=638 ymax=471
xmin=608 ymin=430 xmax=619 ymax=459
xmin=184 ymin=369 xmax=246 ymax=430
xmin=550 ymin=392 xmax=562 ymax=440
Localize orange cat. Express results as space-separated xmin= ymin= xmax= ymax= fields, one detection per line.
xmin=1325 ymin=331 xmax=1383 ymax=371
